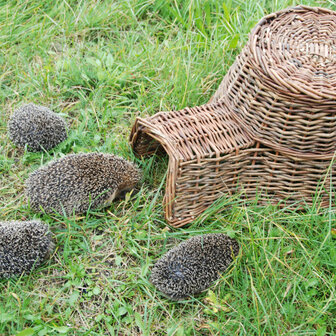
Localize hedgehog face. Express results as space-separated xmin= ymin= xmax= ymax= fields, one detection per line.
xmin=8 ymin=103 xmax=67 ymax=152
xmin=150 ymin=234 xmax=239 ymax=300
xmin=117 ymin=163 xmax=142 ymax=194
xmin=25 ymin=153 xmax=141 ymax=216
xmin=0 ymin=220 xmax=53 ymax=278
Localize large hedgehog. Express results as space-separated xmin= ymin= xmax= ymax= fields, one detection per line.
xmin=0 ymin=220 xmax=54 ymax=278
xmin=150 ymin=234 xmax=239 ymax=300
xmin=26 ymin=153 xmax=141 ymax=216
xmin=8 ymin=103 xmax=67 ymax=152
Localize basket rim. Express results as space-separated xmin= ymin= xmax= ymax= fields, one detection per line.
xmin=248 ymin=5 xmax=336 ymax=100
xmin=252 ymin=5 xmax=336 ymax=32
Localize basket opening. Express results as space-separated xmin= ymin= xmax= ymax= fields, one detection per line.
xmin=132 ymin=131 xmax=167 ymax=158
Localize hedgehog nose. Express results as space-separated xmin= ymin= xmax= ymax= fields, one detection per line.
xmin=116 ymin=190 xmax=128 ymax=200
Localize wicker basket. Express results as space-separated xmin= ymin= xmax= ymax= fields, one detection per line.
xmin=131 ymin=102 xmax=335 ymax=227
xmin=130 ymin=6 xmax=336 ymax=227
xmin=211 ymin=5 xmax=336 ymax=159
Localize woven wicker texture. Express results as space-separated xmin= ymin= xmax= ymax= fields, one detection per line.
xmin=130 ymin=103 xmax=255 ymax=227
xmin=211 ymin=6 xmax=336 ymax=158
xmin=130 ymin=6 xmax=336 ymax=227
xmin=131 ymin=102 xmax=335 ymax=227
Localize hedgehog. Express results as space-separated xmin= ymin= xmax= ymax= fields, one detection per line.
xmin=150 ymin=234 xmax=239 ymax=300
xmin=8 ymin=103 xmax=68 ymax=152
xmin=25 ymin=153 xmax=141 ymax=216
xmin=0 ymin=220 xmax=54 ymax=278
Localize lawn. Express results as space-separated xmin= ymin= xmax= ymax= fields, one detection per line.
xmin=0 ymin=0 xmax=335 ymax=335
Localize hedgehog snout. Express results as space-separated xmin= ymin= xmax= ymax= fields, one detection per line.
xmin=115 ymin=189 xmax=129 ymax=200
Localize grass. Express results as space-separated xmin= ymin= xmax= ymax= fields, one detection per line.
xmin=0 ymin=0 xmax=335 ymax=335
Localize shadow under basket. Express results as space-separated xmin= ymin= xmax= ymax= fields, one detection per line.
xmin=130 ymin=102 xmax=335 ymax=227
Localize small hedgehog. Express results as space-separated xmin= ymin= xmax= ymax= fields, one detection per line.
xmin=26 ymin=153 xmax=141 ymax=216
xmin=8 ymin=103 xmax=67 ymax=152
xmin=0 ymin=220 xmax=54 ymax=278
xmin=150 ymin=234 xmax=239 ymax=300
